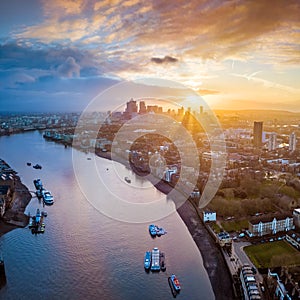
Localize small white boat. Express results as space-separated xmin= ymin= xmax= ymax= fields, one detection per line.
xmin=42 ymin=190 xmax=54 ymax=205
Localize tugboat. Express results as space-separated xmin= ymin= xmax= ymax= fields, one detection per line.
xmin=151 ymin=247 xmax=160 ymax=271
xmin=33 ymin=179 xmax=43 ymax=190
xmin=156 ymin=227 xmax=167 ymax=236
xmin=148 ymin=224 xmax=167 ymax=237
xmin=169 ymin=274 xmax=181 ymax=293
xmin=144 ymin=251 xmax=151 ymax=271
xmin=149 ymin=224 xmax=157 ymax=237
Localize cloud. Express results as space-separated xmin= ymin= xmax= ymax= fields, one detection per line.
xmin=197 ymin=89 xmax=219 ymax=96
xmin=151 ymin=56 xmax=178 ymax=64
xmin=11 ymin=0 xmax=300 ymax=69
xmin=57 ymin=56 xmax=80 ymax=78
xmin=231 ymin=72 xmax=300 ymax=94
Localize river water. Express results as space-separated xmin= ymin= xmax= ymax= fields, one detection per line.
xmin=0 ymin=131 xmax=214 ymax=300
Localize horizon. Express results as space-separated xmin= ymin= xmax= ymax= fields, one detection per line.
xmin=0 ymin=1 xmax=300 ymax=113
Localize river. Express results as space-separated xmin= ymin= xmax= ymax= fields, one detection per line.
xmin=0 ymin=131 xmax=214 ymax=300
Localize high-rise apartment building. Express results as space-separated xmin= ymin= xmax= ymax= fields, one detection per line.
xmin=268 ymin=132 xmax=277 ymax=151
xmin=253 ymin=121 xmax=263 ymax=147
xmin=289 ymin=132 xmax=297 ymax=152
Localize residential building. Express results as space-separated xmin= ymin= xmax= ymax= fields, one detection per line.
xmin=289 ymin=132 xmax=297 ymax=152
xmin=286 ymin=231 xmax=300 ymax=250
xmin=249 ymin=214 xmax=294 ymax=236
xmin=268 ymin=132 xmax=277 ymax=151
xmin=203 ymin=211 xmax=216 ymax=222
xmin=240 ymin=265 xmax=261 ymax=300
xmin=293 ymin=208 xmax=300 ymax=228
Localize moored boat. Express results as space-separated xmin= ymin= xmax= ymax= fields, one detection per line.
xmin=148 ymin=224 xmax=167 ymax=237
xmin=144 ymin=251 xmax=151 ymax=270
xmin=160 ymin=252 xmax=166 ymax=271
xmin=33 ymin=179 xmax=43 ymax=190
xmin=29 ymin=208 xmax=45 ymax=234
xmin=149 ymin=224 xmax=157 ymax=237
xmin=151 ymin=247 xmax=160 ymax=271
xmin=42 ymin=190 xmax=54 ymax=205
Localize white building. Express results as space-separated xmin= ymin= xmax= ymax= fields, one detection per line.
xmin=289 ymin=132 xmax=297 ymax=152
xmin=268 ymin=133 xmax=277 ymax=151
xmin=203 ymin=211 xmax=216 ymax=222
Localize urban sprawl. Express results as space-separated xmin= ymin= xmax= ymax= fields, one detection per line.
xmin=1 ymin=100 xmax=300 ymax=299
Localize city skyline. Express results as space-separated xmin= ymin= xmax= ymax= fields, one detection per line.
xmin=0 ymin=1 xmax=300 ymax=112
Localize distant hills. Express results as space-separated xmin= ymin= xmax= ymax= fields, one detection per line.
xmin=213 ymin=110 xmax=300 ymax=122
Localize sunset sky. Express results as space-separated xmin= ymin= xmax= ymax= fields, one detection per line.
xmin=0 ymin=0 xmax=300 ymax=112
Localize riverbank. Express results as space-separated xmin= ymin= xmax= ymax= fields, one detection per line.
xmin=95 ymin=150 xmax=234 ymax=299
xmin=0 ymin=173 xmax=32 ymax=237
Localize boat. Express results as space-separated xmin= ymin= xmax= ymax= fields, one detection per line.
xmin=124 ymin=177 xmax=131 ymax=183
xmin=33 ymin=164 xmax=42 ymax=169
xmin=160 ymin=252 xmax=166 ymax=271
xmin=156 ymin=227 xmax=167 ymax=236
xmin=149 ymin=224 xmax=167 ymax=237
xmin=35 ymin=208 xmax=41 ymax=223
xmin=144 ymin=251 xmax=151 ymax=270
xmin=42 ymin=190 xmax=54 ymax=205
xmin=29 ymin=208 xmax=45 ymax=234
xmin=33 ymin=179 xmax=43 ymax=190
xmin=151 ymin=247 xmax=160 ymax=271
xmin=36 ymin=188 xmax=44 ymax=198
xmin=27 ymin=162 xmax=31 ymax=166
xmin=170 ymin=274 xmax=181 ymax=292
xmin=149 ymin=224 xmax=157 ymax=237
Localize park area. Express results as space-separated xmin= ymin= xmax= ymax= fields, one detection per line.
xmin=244 ymin=240 xmax=300 ymax=268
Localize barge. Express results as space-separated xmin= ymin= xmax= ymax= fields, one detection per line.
xmin=151 ymin=247 xmax=160 ymax=271
xmin=159 ymin=252 xmax=166 ymax=271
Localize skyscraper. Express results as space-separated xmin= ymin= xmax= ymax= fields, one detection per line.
xmin=139 ymin=101 xmax=146 ymax=114
xmin=253 ymin=121 xmax=263 ymax=147
xmin=268 ymin=133 xmax=277 ymax=151
xmin=289 ymin=132 xmax=297 ymax=151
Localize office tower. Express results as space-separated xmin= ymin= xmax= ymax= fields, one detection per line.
xmin=139 ymin=101 xmax=147 ymax=114
xmin=253 ymin=121 xmax=263 ymax=147
xmin=125 ymin=98 xmax=138 ymax=113
xmin=289 ymin=132 xmax=297 ymax=151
